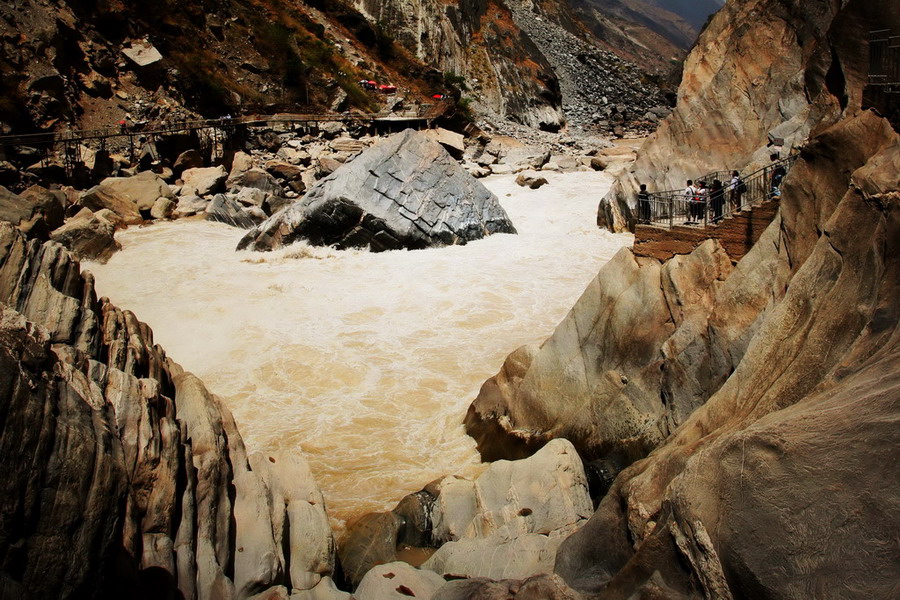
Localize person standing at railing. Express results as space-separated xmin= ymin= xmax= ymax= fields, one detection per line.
xmin=638 ymin=184 xmax=651 ymax=223
xmin=729 ymin=170 xmax=744 ymax=212
xmin=770 ymin=155 xmax=787 ymax=199
xmin=684 ymin=179 xmax=698 ymax=223
xmin=697 ymin=180 xmax=709 ymax=224
xmin=710 ymin=179 xmax=725 ymax=222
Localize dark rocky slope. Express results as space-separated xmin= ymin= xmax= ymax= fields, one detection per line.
xmin=0 ymin=224 xmax=338 ymax=599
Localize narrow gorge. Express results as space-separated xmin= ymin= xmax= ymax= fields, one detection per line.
xmin=1 ymin=0 xmax=898 ymax=599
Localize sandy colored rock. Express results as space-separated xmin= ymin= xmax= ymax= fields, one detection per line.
xmin=355 ymin=562 xmax=446 ymax=600
xmin=98 ymin=170 xmax=175 ymax=211
xmin=551 ymin=112 xmax=900 ymax=598
xmin=181 ymin=165 xmax=228 ymax=197
xmin=423 ymin=439 xmax=592 ymax=581
xmin=79 ymin=184 xmax=143 ymax=225
xmin=150 ymin=196 xmax=176 ymax=220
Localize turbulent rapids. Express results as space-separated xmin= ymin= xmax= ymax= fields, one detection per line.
xmin=84 ymin=171 xmax=631 ymax=526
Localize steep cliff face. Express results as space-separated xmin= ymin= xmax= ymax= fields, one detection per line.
xmin=467 ymin=0 xmax=890 ymax=469
xmin=555 ymin=109 xmax=900 ymax=599
xmin=351 ymin=0 xmax=565 ymax=130
xmin=598 ymin=0 xmax=881 ymax=231
xmin=0 ymin=224 xmax=337 ymax=599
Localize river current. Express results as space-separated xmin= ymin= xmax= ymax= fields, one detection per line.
xmin=84 ymin=171 xmax=631 ymax=527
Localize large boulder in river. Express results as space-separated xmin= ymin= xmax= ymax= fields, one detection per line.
xmin=237 ymin=129 xmax=516 ymax=253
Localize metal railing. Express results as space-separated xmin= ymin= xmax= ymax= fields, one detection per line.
xmin=637 ymin=155 xmax=798 ymax=228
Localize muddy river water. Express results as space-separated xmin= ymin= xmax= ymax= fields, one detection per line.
xmin=84 ymin=171 xmax=631 ymax=527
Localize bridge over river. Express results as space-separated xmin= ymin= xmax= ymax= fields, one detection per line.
xmin=0 ymin=102 xmax=451 ymax=178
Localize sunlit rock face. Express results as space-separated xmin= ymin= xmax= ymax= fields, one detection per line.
xmin=556 ymin=110 xmax=900 ymax=599
xmin=598 ymin=0 xmax=881 ymax=231
xmin=350 ymin=0 xmax=565 ymax=130
xmin=238 ymin=130 xmax=517 ymax=253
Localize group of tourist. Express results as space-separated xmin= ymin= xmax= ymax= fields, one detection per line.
xmin=637 ymin=153 xmax=788 ymax=226
xmin=637 ymin=170 xmax=745 ymax=225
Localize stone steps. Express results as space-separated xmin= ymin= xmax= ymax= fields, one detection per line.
xmin=633 ymin=200 xmax=779 ymax=262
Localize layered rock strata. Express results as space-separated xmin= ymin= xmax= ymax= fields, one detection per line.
xmin=555 ymin=110 xmax=900 ymax=598
xmin=598 ymin=0 xmax=881 ymax=231
xmin=239 ymin=130 xmax=516 ymax=253
xmin=0 ymin=224 xmax=337 ymax=599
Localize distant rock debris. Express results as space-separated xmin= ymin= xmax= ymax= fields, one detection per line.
xmin=238 ymin=129 xmax=516 ymax=253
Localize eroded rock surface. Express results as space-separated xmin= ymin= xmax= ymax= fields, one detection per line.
xmin=238 ymin=130 xmax=516 ymax=252
xmin=0 ymin=224 xmax=337 ymax=599
xmin=338 ymin=439 xmax=591 ymax=589
xmin=554 ymin=110 xmax=900 ymax=598
xmin=598 ymin=0 xmax=882 ymax=231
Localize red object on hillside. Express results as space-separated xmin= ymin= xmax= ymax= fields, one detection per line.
xmin=359 ymin=80 xmax=377 ymax=90
xmin=378 ymin=84 xmax=397 ymax=94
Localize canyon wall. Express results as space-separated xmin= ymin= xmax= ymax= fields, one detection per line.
xmin=555 ymin=109 xmax=900 ymax=599
xmin=0 ymin=224 xmax=338 ymax=599
xmin=597 ymin=0 xmax=884 ymax=231
xmin=351 ymin=0 xmax=565 ymax=130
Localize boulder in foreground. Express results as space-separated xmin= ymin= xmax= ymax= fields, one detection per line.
xmin=238 ymin=129 xmax=516 ymax=252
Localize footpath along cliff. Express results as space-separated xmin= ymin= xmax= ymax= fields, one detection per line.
xmin=597 ymin=0 xmax=884 ymax=231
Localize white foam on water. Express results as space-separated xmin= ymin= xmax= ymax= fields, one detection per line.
xmin=84 ymin=170 xmax=632 ymax=528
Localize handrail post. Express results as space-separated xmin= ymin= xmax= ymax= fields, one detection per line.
xmin=669 ymin=195 xmax=673 ymax=228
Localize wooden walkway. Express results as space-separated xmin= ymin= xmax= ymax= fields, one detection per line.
xmin=633 ymin=199 xmax=779 ymax=263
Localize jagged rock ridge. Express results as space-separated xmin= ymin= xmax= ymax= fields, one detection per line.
xmin=0 ymin=224 xmax=339 ymax=599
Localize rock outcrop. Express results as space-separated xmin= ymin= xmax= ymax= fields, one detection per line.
xmin=350 ymin=0 xmax=565 ymax=130
xmin=337 ymin=439 xmax=591 ymax=589
xmin=0 ymin=224 xmax=338 ymax=599
xmin=238 ymin=130 xmax=516 ymax=253
xmin=598 ymin=0 xmax=881 ymax=231
xmin=554 ymin=110 xmax=900 ymax=598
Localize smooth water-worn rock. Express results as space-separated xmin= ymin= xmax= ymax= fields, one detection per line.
xmin=238 ymin=130 xmax=516 ymax=253
xmin=355 ymin=562 xmax=445 ymax=600
xmin=0 ymin=223 xmax=338 ymax=599
xmin=79 ymin=184 xmax=143 ymax=225
xmin=181 ymin=166 xmax=228 ymax=197
xmin=338 ymin=439 xmax=591 ymax=589
xmin=554 ymin=111 xmax=900 ymax=598
xmin=422 ymin=439 xmax=592 ymax=581
xmin=97 ymin=170 xmax=175 ymax=212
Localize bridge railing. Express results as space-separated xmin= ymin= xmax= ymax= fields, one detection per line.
xmin=639 ymin=155 xmax=798 ymax=228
